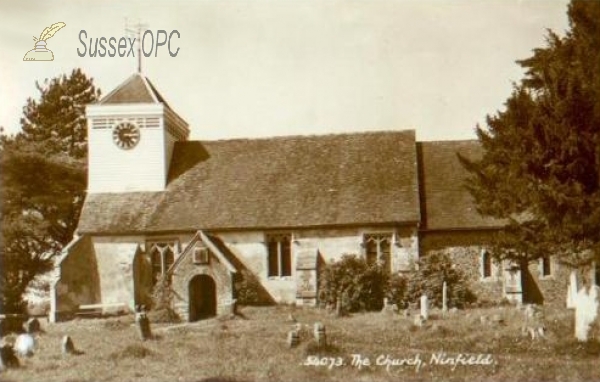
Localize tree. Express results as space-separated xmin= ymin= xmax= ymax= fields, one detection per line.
xmin=460 ymin=0 xmax=600 ymax=269
xmin=0 ymin=69 xmax=100 ymax=313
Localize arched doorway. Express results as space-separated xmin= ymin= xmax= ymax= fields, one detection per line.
xmin=188 ymin=275 xmax=217 ymax=321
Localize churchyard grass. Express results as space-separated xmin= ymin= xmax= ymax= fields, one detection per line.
xmin=1 ymin=304 xmax=599 ymax=382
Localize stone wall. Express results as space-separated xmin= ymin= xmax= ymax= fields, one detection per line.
xmin=170 ymin=241 xmax=234 ymax=321
xmin=421 ymin=230 xmax=505 ymax=304
xmin=51 ymin=236 xmax=101 ymax=321
xmin=420 ymin=230 xmax=574 ymax=306
xmin=92 ymin=237 xmax=142 ymax=311
xmin=217 ymin=226 xmax=419 ymax=304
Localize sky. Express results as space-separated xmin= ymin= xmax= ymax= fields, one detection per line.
xmin=0 ymin=0 xmax=571 ymax=142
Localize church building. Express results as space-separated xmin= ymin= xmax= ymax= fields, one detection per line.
xmin=49 ymin=74 xmax=583 ymax=322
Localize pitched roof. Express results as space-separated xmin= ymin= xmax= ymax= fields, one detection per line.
xmin=417 ymin=140 xmax=504 ymax=230
xmin=99 ymin=73 xmax=172 ymax=109
xmin=78 ymin=130 xmax=420 ymax=234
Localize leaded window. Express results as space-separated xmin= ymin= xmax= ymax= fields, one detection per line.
xmin=364 ymin=233 xmax=392 ymax=272
xmin=148 ymin=241 xmax=178 ymax=285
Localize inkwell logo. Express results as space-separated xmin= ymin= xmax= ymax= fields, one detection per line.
xmin=23 ymin=22 xmax=66 ymax=61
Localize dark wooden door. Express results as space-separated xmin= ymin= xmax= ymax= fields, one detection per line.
xmin=189 ymin=275 xmax=217 ymax=322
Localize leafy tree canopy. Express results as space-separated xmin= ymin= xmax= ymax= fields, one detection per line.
xmin=460 ymin=0 xmax=600 ymax=267
xmin=0 ymin=68 xmax=100 ymax=313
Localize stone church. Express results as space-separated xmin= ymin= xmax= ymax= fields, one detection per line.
xmin=49 ymin=74 xmax=594 ymax=322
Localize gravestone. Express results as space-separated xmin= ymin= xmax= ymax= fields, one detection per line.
xmin=413 ymin=315 xmax=425 ymax=327
xmin=420 ymin=295 xmax=429 ymax=320
xmin=313 ymin=322 xmax=326 ymax=347
xmin=287 ymin=330 xmax=299 ymax=348
xmin=442 ymin=282 xmax=448 ymax=315
xmin=14 ymin=334 xmax=35 ymax=357
xmin=0 ymin=344 xmax=19 ymax=370
xmin=135 ymin=310 xmax=152 ymax=341
xmin=24 ymin=318 xmax=41 ymax=334
xmin=575 ymin=286 xmax=599 ymax=342
xmin=62 ymin=335 xmax=75 ymax=355
xmin=567 ymin=270 xmax=578 ymax=309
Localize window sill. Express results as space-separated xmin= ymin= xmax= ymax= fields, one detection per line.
xmin=480 ymin=276 xmax=501 ymax=283
xmin=267 ymin=276 xmax=293 ymax=281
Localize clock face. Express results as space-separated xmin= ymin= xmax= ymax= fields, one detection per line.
xmin=112 ymin=122 xmax=140 ymax=150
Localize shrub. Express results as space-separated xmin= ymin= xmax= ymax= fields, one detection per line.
xmin=319 ymin=254 xmax=388 ymax=313
xmin=149 ymin=276 xmax=180 ymax=323
xmin=406 ymin=252 xmax=476 ymax=308
xmin=385 ymin=273 xmax=409 ymax=309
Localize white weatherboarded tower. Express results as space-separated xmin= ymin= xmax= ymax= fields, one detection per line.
xmin=86 ymin=74 xmax=189 ymax=193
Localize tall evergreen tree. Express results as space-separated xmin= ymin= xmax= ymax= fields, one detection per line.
xmin=460 ymin=0 xmax=600 ymax=268
xmin=0 ymin=69 xmax=100 ymax=313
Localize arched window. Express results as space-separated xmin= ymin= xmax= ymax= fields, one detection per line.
xmin=482 ymin=250 xmax=492 ymax=278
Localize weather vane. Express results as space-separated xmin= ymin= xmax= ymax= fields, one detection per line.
xmin=125 ymin=18 xmax=148 ymax=73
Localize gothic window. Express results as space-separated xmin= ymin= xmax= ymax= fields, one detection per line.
xmin=148 ymin=241 xmax=178 ymax=285
xmin=482 ymin=250 xmax=492 ymax=278
xmin=364 ymin=233 xmax=392 ymax=272
xmin=266 ymin=234 xmax=292 ymax=277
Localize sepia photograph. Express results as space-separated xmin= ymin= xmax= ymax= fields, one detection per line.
xmin=1 ymin=1 xmax=599 ymax=381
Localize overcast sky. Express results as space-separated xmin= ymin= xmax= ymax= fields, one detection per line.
xmin=0 ymin=0 xmax=570 ymax=141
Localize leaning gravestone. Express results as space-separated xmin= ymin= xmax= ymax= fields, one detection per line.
xmin=62 ymin=335 xmax=75 ymax=355
xmin=24 ymin=318 xmax=41 ymax=334
xmin=14 ymin=334 xmax=35 ymax=357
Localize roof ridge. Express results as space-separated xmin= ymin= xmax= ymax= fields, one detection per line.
xmin=184 ymin=129 xmax=416 ymax=144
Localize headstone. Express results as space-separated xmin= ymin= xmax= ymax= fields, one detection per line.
xmin=14 ymin=333 xmax=35 ymax=357
xmin=491 ymin=314 xmax=504 ymax=325
xmin=287 ymin=330 xmax=299 ymax=348
xmin=135 ymin=311 xmax=152 ymax=341
xmin=0 ymin=344 xmax=19 ymax=370
xmin=567 ymin=270 xmax=578 ymax=309
xmin=413 ymin=315 xmax=425 ymax=327
xmin=420 ymin=295 xmax=429 ymax=320
xmin=61 ymin=335 xmax=75 ymax=355
xmin=575 ymin=285 xmax=599 ymax=342
xmin=24 ymin=318 xmax=41 ymax=334
xmin=313 ymin=322 xmax=326 ymax=347
xmin=442 ymin=282 xmax=448 ymax=315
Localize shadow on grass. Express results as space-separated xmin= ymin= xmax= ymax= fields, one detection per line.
xmin=554 ymin=339 xmax=600 ymax=357
xmin=107 ymin=344 xmax=153 ymax=362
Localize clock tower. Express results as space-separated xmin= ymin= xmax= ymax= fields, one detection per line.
xmin=86 ymin=74 xmax=189 ymax=193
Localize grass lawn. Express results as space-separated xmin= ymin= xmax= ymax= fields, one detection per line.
xmin=1 ymin=305 xmax=599 ymax=382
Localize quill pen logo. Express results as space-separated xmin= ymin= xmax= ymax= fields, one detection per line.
xmin=23 ymin=22 xmax=66 ymax=61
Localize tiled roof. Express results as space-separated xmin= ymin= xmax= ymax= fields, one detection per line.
xmin=99 ymin=74 xmax=172 ymax=110
xmin=78 ymin=130 xmax=420 ymax=234
xmin=417 ymin=140 xmax=504 ymax=230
